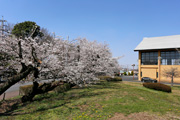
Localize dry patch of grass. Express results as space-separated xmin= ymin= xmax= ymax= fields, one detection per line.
xmin=122 ymin=81 xmax=143 ymax=87
xmin=109 ymin=112 xmax=175 ymax=120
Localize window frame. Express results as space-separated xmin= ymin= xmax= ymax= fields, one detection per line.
xmin=161 ymin=51 xmax=180 ymax=65
xmin=141 ymin=51 xmax=158 ymax=65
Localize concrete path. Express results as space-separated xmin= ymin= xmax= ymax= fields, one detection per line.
xmin=0 ymin=79 xmax=55 ymax=100
xmin=0 ymin=91 xmax=19 ymax=100
xmin=121 ymin=76 xmax=139 ymax=81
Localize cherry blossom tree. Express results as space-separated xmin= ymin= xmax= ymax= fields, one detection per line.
xmin=0 ymin=24 xmax=47 ymax=95
xmin=21 ymin=37 xmax=120 ymax=101
xmin=0 ymin=24 xmax=120 ymax=101
xmin=41 ymin=37 xmax=120 ymax=86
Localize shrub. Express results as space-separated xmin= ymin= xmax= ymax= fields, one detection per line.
xmin=98 ymin=76 xmax=112 ymax=81
xmin=19 ymin=83 xmax=45 ymax=95
xmin=54 ymin=83 xmax=71 ymax=93
xmin=143 ymin=83 xmax=171 ymax=93
xmin=128 ymin=72 xmax=131 ymax=76
xmin=131 ymin=71 xmax=134 ymax=76
xmin=19 ymin=84 xmax=33 ymax=95
xmin=124 ymin=72 xmax=127 ymax=76
xmin=19 ymin=82 xmax=71 ymax=95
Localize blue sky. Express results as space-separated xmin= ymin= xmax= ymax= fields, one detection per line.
xmin=1 ymin=0 xmax=180 ymax=69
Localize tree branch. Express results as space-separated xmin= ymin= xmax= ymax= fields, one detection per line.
xmin=0 ymin=65 xmax=34 ymax=95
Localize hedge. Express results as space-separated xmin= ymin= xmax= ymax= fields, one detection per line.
xmin=19 ymin=84 xmax=34 ymax=95
xmin=98 ymin=76 xmax=122 ymax=82
xmin=143 ymin=83 xmax=171 ymax=93
xmin=19 ymin=82 xmax=71 ymax=95
xmin=54 ymin=83 xmax=71 ymax=93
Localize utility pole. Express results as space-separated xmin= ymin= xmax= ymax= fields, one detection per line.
xmin=52 ymin=32 xmax=55 ymax=39
xmin=0 ymin=16 xmax=8 ymax=40
xmin=132 ymin=64 xmax=135 ymax=80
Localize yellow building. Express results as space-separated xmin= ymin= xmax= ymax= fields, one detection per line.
xmin=134 ymin=35 xmax=180 ymax=83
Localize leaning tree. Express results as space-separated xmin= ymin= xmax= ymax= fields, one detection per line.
xmin=0 ymin=22 xmax=120 ymax=102
xmin=0 ymin=22 xmax=48 ymax=95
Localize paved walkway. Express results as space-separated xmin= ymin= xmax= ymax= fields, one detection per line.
xmin=0 ymin=90 xmax=19 ymax=100
xmin=0 ymin=79 xmax=55 ymax=101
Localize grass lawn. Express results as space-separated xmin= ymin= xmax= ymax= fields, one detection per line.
xmin=1 ymin=81 xmax=180 ymax=120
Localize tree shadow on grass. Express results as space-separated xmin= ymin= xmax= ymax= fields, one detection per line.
xmin=0 ymin=99 xmax=22 ymax=115
xmin=0 ymin=81 xmax=121 ymax=116
xmin=1 ymin=91 xmax=110 ymax=116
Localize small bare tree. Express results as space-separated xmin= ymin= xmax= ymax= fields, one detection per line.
xmin=163 ymin=67 xmax=180 ymax=87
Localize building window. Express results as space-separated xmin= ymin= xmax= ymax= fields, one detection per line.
xmin=161 ymin=51 xmax=180 ymax=65
xmin=141 ymin=52 xmax=158 ymax=65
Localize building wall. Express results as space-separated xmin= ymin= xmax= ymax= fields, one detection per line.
xmin=138 ymin=51 xmax=141 ymax=80
xmin=160 ymin=65 xmax=180 ymax=83
xmin=138 ymin=50 xmax=180 ymax=83
xmin=141 ymin=65 xmax=158 ymax=79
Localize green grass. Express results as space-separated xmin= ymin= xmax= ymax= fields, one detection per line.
xmin=1 ymin=81 xmax=180 ymax=120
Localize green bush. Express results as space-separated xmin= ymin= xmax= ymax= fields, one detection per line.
xmin=143 ymin=83 xmax=171 ymax=93
xmin=19 ymin=83 xmax=45 ymax=95
xmin=124 ymin=72 xmax=127 ymax=76
xmin=19 ymin=83 xmax=71 ymax=95
xmin=98 ymin=76 xmax=112 ymax=81
xmin=131 ymin=71 xmax=134 ymax=76
xmin=19 ymin=84 xmax=33 ymax=95
xmin=54 ymin=83 xmax=71 ymax=93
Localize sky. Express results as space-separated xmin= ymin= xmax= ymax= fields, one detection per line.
xmin=1 ymin=0 xmax=180 ymax=69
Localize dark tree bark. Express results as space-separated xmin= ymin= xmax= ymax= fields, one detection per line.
xmin=21 ymin=81 xmax=76 ymax=102
xmin=0 ymin=34 xmax=41 ymax=96
xmin=21 ymin=81 xmax=63 ymax=102
xmin=21 ymin=81 xmax=39 ymax=102
xmin=18 ymin=40 xmax=23 ymax=59
xmin=0 ymin=65 xmax=34 ymax=95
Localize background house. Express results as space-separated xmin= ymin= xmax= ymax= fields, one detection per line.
xmin=134 ymin=35 xmax=180 ymax=83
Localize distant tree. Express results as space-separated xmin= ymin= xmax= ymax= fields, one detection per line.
xmin=128 ymin=72 xmax=131 ymax=76
xmin=131 ymin=71 xmax=134 ymax=76
xmin=163 ymin=67 xmax=180 ymax=87
xmin=12 ymin=21 xmax=43 ymax=39
xmin=124 ymin=72 xmax=127 ymax=76
xmin=39 ymin=27 xmax=53 ymax=43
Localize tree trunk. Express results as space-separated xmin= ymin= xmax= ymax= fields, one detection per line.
xmin=171 ymin=76 xmax=174 ymax=87
xmin=21 ymin=81 xmax=77 ymax=102
xmin=0 ymin=65 xmax=34 ymax=95
xmin=21 ymin=81 xmax=39 ymax=102
xmin=21 ymin=81 xmax=64 ymax=102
